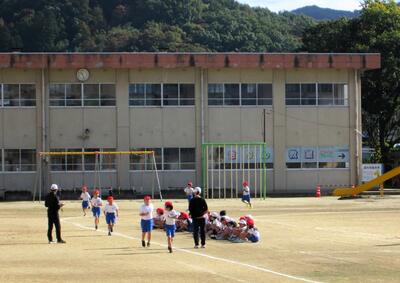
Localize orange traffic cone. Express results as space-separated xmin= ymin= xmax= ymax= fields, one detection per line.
xmin=316 ymin=185 xmax=321 ymax=198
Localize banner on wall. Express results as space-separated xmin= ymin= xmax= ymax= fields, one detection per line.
xmin=286 ymin=147 xmax=301 ymax=163
xmin=362 ymin=164 xmax=383 ymax=182
xmin=224 ymin=146 xmax=273 ymax=163
xmin=318 ymin=146 xmax=349 ymax=163
xmin=286 ymin=146 xmax=349 ymax=163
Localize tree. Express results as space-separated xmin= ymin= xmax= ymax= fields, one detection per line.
xmin=302 ymin=0 xmax=400 ymax=167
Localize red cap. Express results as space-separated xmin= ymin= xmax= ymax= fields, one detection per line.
xmin=180 ymin=212 xmax=189 ymax=219
xmin=93 ymin=189 xmax=100 ymax=195
xmin=242 ymin=181 xmax=248 ymax=187
xmin=156 ymin=208 xmax=164 ymax=214
xmin=187 ymin=181 xmax=193 ymax=187
xmin=246 ymin=218 xmax=255 ymax=227
xmin=165 ymin=201 xmax=173 ymax=207
xmin=239 ymin=216 xmax=246 ymax=221
xmin=144 ymin=195 xmax=151 ymax=201
xmin=107 ymin=196 xmax=113 ymax=201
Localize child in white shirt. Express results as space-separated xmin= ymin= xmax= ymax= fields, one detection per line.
xmin=103 ymin=196 xmax=119 ymax=236
xmin=242 ymin=181 xmax=252 ymax=208
xmin=163 ymin=201 xmax=180 ymax=253
xmin=80 ymin=186 xmax=91 ymax=216
xmin=139 ymin=195 xmax=154 ymax=247
xmin=91 ymin=190 xmax=103 ymax=230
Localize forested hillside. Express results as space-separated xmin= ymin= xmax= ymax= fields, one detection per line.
xmin=0 ymin=0 xmax=315 ymax=52
xmin=292 ymin=5 xmax=359 ymax=20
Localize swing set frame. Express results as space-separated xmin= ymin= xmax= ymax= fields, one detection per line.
xmin=33 ymin=151 xmax=162 ymax=202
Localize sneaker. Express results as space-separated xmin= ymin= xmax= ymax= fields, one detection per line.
xmin=201 ymin=245 xmax=206 ymax=249
xmin=57 ymin=240 xmax=66 ymax=244
xmin=147 ymin=242 xmax=151 ymax=247
xmin=142 ymin=240 xmax=146 ymax=247
xmin=95 ymin=225 xmax=98 ymax=230
xmin=108 ymin=231 xmax=111 ymax=236
xmin=249 ymin=203 xmax=253 ymax=209
xmin=168 ymin=246 xmax=172 ymax=253
xmin=48 ymin=240 xmax=56 ymax=244
xmin=111 ymin=227 xmax=113 ymax=232
xmin=194 ymin=245 xmax=199 ymax=249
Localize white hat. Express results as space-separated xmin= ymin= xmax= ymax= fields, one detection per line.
xmin=211 ymin=212 xmax=219 ymax=218
xmin=50 ymin=184 xmax=59 ymax=191
xmin=194 ymin=187 xmax=202 ymax=194
xmin=239 ymin=219 xmax=247 ymax=225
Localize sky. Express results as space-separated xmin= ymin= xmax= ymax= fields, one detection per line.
xmin=237 ymin=0 xmax=361 ymax=12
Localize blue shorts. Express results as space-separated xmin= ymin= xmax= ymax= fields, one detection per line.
xmin=248 ymin=235 xmax=259 ymax=243
xmin=141 ymin=219 xmax=153 ymax=233
xmin=82 ymin=200 xmax=89 ymax=209
xmin=92 ymin=207 xmax=101 ymax=218
xmin=242 ymin=195 xmax=251 ymax=202
xmin=187 ymin=195 xmax=193 ymax=202
xmin=165 ymin=224 xmax=176 ymax=237
xmin=106 ymin=213 xmax=116 ymax=225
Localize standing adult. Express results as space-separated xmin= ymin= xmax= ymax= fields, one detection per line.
xmin=189 ymin=187 xmax=208 ymax=249
xmin=45 ymin=184 xmax=66 ymax=244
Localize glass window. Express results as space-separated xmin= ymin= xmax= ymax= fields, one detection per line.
xmin=4 ymin=149 xmax=36 ymax=171
xmin=66 ymin=149 xmax=82 ymax=171
xmin=208 ymin=84 xmax=224 ymax=105
xmin=301 ymin=84 xmax=316 ymax=105
xmin=50 ymin=149 xmax=66 ymax=171
xmin=129 ymin=84 xmax=145 ymax=106
xmin=224 ymin=84 xmax=240 ymax=105
xmin=258 ymin=84 xmax=273 ymax=105
xmin=4 ymin=149 xmax=20 ymax=171
xmin=180 ymin=84 xmax=195 ymax=105
xmin=163 ymin=84 xmax=179 ymax=106
xmin=164 ymin=148 xmax=180 ymax=170
xmin=20 ymin=149 xmax=36 ymax=171
xmin=3 ymin=84 xmax=20 ymax=107
xmin=84 ymin=84 xmax=100 ymax=106
xmin=101 ymin=148 xmax=116 ymax=170
xmin=334 ymin=84 xmax=348 ymax=106
xmin=0 ymin=150 xmax=2 ymax=171
xmin=318 ymin=84 xmax=334 ymax=105
xmin=146 ymin=84 xmax=161 ymax=106
xmin=49 ymin=84 xmax=66 ymax=106
xmin=285 ymin=84 xmax=301 ymax=105
xmin=84 ymin=148 xmax=99 ymax=171
xmin=241 ymin=84 xmax=257 ymax=105
xmin=20 ymin=84 xmax=36 ymax=106
xmin=130 ymin=148 xmax=162 ymax=170
xmin=66 ymin=84 xmax=82 ymax=106
xmin=180 ymin=148 xmax=195 ymax=169
xmin=100 ymin=84 xmax=116 ymax=106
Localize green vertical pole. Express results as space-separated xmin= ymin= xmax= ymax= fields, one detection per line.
xmin=263 ymin=144 xmax=267 ymax=200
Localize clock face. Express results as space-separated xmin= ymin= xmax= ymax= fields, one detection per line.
xmin=77 ymin=69 xmax=90 ymax=82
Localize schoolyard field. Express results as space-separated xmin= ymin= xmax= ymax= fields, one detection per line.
xmin=0 ymin=197 xmax=399 ymax=283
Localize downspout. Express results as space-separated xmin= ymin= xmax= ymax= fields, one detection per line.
xmin=41 ymin=68 xmax=46 ymax=200
xmin=354 ymin=70 xmax=360 ymax=184
xmin=201 ymin=68 xmax=205 ymax=144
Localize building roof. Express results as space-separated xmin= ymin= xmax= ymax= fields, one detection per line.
xmin=0 ymin=52 xmax=380 ymax=70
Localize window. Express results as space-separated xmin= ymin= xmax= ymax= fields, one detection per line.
xmin=241 ymin=84 xmax=272 ymax=106
xmin=286 ymin=83 xmax=348 ymax=106
xmin=286 ymin=146 xmax=349 ymax=169
xmin=129 ymin=147 xmax=195 ymax=170
xmin=208 ymin=84 xmax=224 ymax=105
xmin=4 ymin=149 xmax=36 ymax=171
xmin=129 ymin=83 xmax=194 ymax=106
xmin=50 ymin=148 xmax=116 ymax=171
xmin=130 ymin=148 xmax=162 ymax=170
xmin=1 ymin=84 xmax=36 ymax=107
xmin=49 ymin=84 xmax=115 ymax=107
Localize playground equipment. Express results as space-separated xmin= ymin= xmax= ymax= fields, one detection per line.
xmin=332 ymin=166 xmax=400 ymax=197
xmin=33 ymin=151 xmax=162 ymax=202
xmin=202 ymin=142 xmax=268 ymax=199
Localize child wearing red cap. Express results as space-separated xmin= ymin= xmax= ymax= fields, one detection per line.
xmin=243 ymin=218 xmax=260 ymax=243
xmin=104 ymin=196 xmax=119 ymax=236
xmin=241 ymin=181 xmax=252 ymax=208
xmin=154 ymin=208 xmax=165 ymax=229
xmin=91 ymin=190 xmax=103 ymax=230
xmin=162 ymin=201 xmax=180 ymax=253
xmin=176 ymin=211 xmax=192 ymax=232
xmin=139 ymin=196 xmax=154 ymax=247
xmin=80 ymin=185 xmax=91 ymax=216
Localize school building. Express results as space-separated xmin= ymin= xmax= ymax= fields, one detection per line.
xmin=0 ymin=53 xmax=380 ymax=198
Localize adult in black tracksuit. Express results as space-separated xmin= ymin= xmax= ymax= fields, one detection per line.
xmin=45 ymin=184 xmax=66 ymax=244
xmin=189 ymin=187 xmax=208 ymax=248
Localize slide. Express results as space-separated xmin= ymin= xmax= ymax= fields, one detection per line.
xmin=332 ymin=166 xmax=400 ymax=197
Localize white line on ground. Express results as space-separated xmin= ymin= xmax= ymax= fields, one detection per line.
xmin=62 ymin=218 xmax=324 ymax=283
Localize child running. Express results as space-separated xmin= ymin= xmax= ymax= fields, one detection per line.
xmin=242 ymin=181 xmax=252 ymax=208
xmin=163 ymin=201 xmax=180 ymax=253
xmin=103 ymin=196 xmax=119 ymax=236
xmin=80 ymin=185 xmax=91 ymax=216
xmin=139 ymin=195 xmax=153 ymax=247
xmin=91 ymin=189 xmax=103 ymax=230
xmin=184 ymin=182 xmax=194 ymax=209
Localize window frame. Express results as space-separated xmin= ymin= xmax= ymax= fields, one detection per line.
xmin=2 ymin=149 xmax=37 ymax=172
xmin=1 ymin=83 xmax=36 ymax=108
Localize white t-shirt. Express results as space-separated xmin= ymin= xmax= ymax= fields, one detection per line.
xmin=91 ymin=197 xmax=102 ymax=208
xmin=247 ymin=227 xmax=260 ymax=238
xmin=104 ymin=203 xmax=118 ymax=213
xmin=140 ymin=204 xmax=154 ymax=220
xmin=80 ymin=192 xmax=91 ymax=201
xmin=243 ymin=186 xmax=250 ymax=196
xmin=163 ymin=210 xmax=180 ymax=225
xmin=212 ymin=218 xmax=223 ymax=228
xmin=184 ymin=186 xmax=194 ymax=196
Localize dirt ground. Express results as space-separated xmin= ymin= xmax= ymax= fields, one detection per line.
xmin=0 ymin=196 xmax=399 ymax=283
